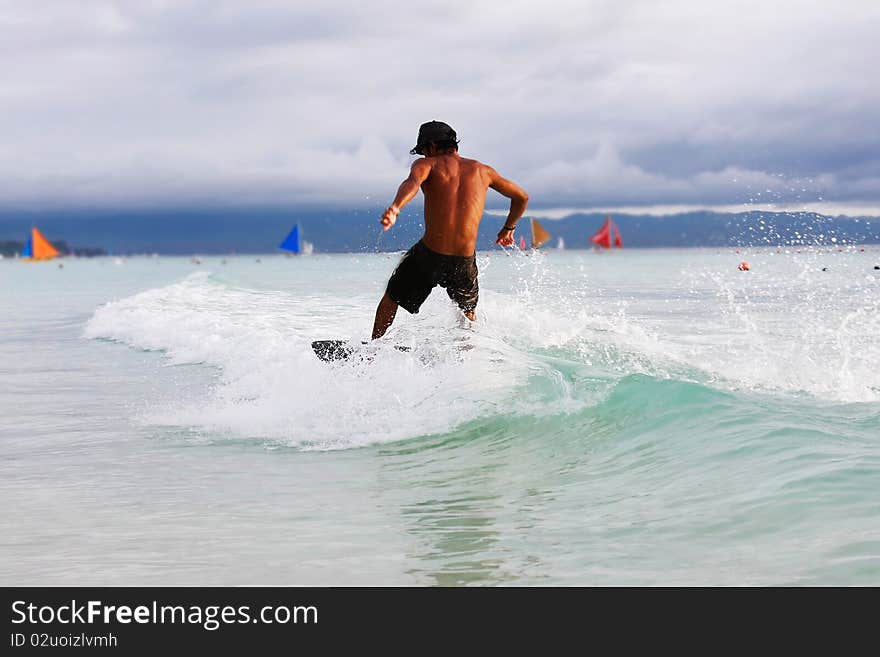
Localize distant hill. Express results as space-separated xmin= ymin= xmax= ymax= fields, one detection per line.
xmin=554 ymin=211 xmax=879 ymax=249
xmin=0 ymin=207 xmax=877 ymax=255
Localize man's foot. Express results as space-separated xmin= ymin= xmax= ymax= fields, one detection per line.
xmin=456 ymin=310 xmax=476 ymax=331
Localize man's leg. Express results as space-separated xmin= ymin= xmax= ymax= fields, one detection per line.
xmin=372 ymin=293 xmax=398 ymax=339
xmin=448 ymin=259 xmax=478 ymax=326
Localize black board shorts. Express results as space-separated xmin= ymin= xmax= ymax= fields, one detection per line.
xmin=386 ymin=240 xmax=479 ymax=314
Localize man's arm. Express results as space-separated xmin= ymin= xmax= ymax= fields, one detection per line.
xmin=380 ymin=159 xmax=433 ymax=231
xmin=487 ymin=166 xmax=529 ymax=245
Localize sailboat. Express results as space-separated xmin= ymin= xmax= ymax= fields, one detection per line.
xmin=589 ymin=215 xmax=623 ymax=250
xmin=530 ymin=218 xmax=552 ymax=249
xmin=556 ymin=236 xmax=565 ymax=250
xmin=519 ymin=235 xmax=527 ymax=251
xmin=21 ymin=227 xmax=60 ymax=261
xmin=279 ymin=223 xmax=314 ymax=256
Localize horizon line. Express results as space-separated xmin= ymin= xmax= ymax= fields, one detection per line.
xmin=2 ymin=201 xmax=880 ymax=220
xmin=486 ymin=202 xmax=880 ymax=219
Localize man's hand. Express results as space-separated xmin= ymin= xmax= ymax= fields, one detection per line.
xmin=496 ymin=226 xmax=516 ymax=246
xmin=380 ymin=160 xmax=431 ymax=232
xmin=380 ymin=205 xmax=399 ymax=231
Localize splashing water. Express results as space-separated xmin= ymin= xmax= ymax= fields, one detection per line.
xmin=84 ymin=248 xmax=880 ymax=451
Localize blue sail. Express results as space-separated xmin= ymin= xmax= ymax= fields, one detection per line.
xmin=279 ymin=224 xmax=301 ymax=253
xmin=21 ymin=237 xmax=33 ymax=258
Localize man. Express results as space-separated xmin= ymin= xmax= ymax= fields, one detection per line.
xmin=372 ymin=120 xmax=529 ymax=339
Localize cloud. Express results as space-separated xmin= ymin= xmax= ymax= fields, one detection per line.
xmin=1 ymin=0 xmax=878 ymax=209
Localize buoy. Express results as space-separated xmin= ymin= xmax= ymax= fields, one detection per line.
xmin=737 ymin=262 xmax=750 ymax=271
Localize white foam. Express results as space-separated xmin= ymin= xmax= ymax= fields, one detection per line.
xmin=85 ymin=272 xmax=546 ymax=449
xmin=670 ymin=253 xmax=880 ymax=402
xmin=476 ymin=248 xmax=880 ymax=403
xmin=85 ymin=251 xmax=880 ymax=450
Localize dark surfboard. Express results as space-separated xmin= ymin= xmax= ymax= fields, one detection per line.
xmin=311 ymin=340 xmax=411 ymax=362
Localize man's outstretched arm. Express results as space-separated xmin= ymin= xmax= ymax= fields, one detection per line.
xmin=488 ymin=167 xmax=529 ymax=245
xmin=380 ymin=159 xmax=432 ymax=231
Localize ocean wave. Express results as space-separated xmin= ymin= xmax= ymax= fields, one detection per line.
xmin=84 ymin=256 xmax=880 ymax=449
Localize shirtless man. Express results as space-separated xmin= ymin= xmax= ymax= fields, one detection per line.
xmin=372 ymin=121 xmax=529 ymax=339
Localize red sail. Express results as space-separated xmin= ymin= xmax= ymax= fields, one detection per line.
xmin=590 ymin=216 xmax=623 ymax=249
xmin=590 ymin=217 xmax=612 ymax=248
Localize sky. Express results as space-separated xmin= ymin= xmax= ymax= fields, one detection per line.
xmin=2 ymin=0 xmax=879 ymax=215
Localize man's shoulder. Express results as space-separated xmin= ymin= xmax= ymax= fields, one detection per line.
xmin=457 ymin=156 xmax=492 ymax=172
xmin=410 ymin=158 xmax=434 ymax=177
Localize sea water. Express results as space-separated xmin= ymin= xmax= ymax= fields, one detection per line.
xmin=1 ymin=247 xmax=879 ymax=585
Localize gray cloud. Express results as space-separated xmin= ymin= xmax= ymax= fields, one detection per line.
xmin=1 ymin=0 xmax=878 ymax=210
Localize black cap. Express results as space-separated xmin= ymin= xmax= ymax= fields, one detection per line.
xmin=410 ymin=121 xmax=458 ymax=155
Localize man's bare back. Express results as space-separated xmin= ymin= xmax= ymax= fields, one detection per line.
xmin=380 ymin=150 xmax=530 ymax=256
xmin=420 ymin=153 xmax=487 ymax=256
xmin=372 ymin=121 xmax=528 ymax=339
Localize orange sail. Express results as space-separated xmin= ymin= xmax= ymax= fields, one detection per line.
xmin=22 ymin=227 xmax=60 ymax=260
xmin=589 ymin=216 xmax=623 ymax=249
xmin=530 ymin=218 xmax=552 ymax=249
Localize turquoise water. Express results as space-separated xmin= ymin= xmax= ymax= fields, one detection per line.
xmin=1 ymin=247 xmax=879 ymax=585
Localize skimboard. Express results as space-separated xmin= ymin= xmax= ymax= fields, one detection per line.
xmin=311 ymin=340 xmax=411 ymax=362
